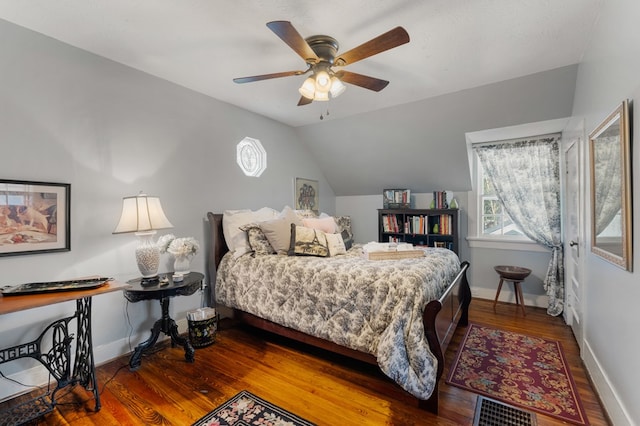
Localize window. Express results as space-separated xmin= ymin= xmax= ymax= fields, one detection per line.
xmin=479 ymin=166 xmax=526 ymax=238
xmin=236 ymin=137 xmax=266 ymax=177
xmin=466 ymin=121 xmax=564 ymax=252
xmin=469 ymin=150 xmax=538 ymax=250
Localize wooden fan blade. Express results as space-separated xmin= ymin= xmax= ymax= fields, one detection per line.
xmin=233 ymin=70 xmax=306 ymax=84
xmin=335 ymin=27 xmax=409 ymax=66
xmin=267 ymin=21 xmax=319 ymax=63
xmin=297 ymin=96 xmax=313 ymax=106
xmin=335 ymin=70 xmax=389 ymax=92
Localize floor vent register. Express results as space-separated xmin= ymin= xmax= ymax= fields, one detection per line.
xmin=473 ymin=396 xmax=537 ymax=426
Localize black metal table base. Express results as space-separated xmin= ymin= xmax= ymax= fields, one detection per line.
xmin=0 ymin=297 xmax=100 ymax=425
xmin=129 ymin=296 xmax=195 ymax=370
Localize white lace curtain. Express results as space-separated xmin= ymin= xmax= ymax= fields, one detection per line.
xmin=474 ymin=135 xmax=563 ymax=316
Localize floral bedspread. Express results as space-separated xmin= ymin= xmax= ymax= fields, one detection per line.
xmin=215 ymin=245 xmax=461 ymax=399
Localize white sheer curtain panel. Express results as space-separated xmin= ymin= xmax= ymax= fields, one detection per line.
xmin=474 ymin=135 xmax=563 ymax=316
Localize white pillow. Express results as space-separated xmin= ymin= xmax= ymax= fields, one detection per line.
xmin=223 ymin=207 xmax=278 ymax=257
xmin=326 ymin=232 xmax=347 ymax=256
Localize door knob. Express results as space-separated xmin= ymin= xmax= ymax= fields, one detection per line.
xmin=569 ymin=240 xmax=578 ymax=247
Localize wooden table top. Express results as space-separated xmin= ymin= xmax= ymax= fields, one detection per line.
xmin=0 ymin=279 xmax=130 ymax=315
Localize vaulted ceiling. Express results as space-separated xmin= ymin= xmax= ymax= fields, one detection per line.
xmin=0 ymin=1 xmax=604 ymax=195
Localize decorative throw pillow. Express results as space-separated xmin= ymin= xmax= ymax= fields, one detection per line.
xmin=302 ymin=216 xmax=337 ymax=234
xmin=325 ymin=232 xmax=347 ymax=256
xmin=288 ymin=224 xmax=330 ymax=257
xmin=334 ymin=216 xmax=354 ymax=250
xmin=259 ymin=217 xmax=295 ymax=254
xmin=223 ymin=207 xmax=278 ymax=257
xmin=240 ymin=223 xmax=275 ymax=255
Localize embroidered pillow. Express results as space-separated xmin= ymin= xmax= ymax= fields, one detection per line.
xmin=334 ymin=216 xmax=354 ymax=250
xmin=325 ymin=232 xmax=347 ymax=256
xmin=240 ymin=223 xmax=275 ymax=255
xmin=288 ymin=224 xmax=329 ymax=257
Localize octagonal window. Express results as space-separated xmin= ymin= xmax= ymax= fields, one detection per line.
xmin=236 ymin=137 xmax=266 ymax=177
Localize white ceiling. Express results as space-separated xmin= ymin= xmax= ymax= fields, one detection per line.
xmin=0 ymin=0 xmax=603 ymax=128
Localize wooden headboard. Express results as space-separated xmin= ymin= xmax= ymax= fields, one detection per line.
xmin=206 ymin=212 xmax=228 ymax=306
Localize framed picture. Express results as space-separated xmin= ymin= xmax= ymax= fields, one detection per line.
xmin=0 ymin=179 xmax=71 ymax=256
xmin=294 ymin=177 xmax=319 ymax=214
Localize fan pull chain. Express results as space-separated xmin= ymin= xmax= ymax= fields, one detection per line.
xmin=320 ymin=109 xmax=330 ymax=120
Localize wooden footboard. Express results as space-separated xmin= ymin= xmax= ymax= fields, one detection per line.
xmin=205 ymin=212 xmax=471 ymax=414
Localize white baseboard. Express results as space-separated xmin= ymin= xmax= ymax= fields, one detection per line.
xmin=582 ymin=339 xmax=633 ymax=426
xmin=0 ymin=318 xmax=189 ymax=403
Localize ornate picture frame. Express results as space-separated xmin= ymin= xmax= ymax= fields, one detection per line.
xmin=589 ymin=100 xmax=633 ymax=271
xmin=0 ymin=179 xmax=71 ymax=256
xmin=294 ymin=177 xmax=319 ymax=214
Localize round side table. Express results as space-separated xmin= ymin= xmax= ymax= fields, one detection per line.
xmin=124 ymin=272 xmax=204 ymax=370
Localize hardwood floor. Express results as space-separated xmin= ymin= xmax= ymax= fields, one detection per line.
xmin=14 ymin=298 xmax=609 ymax=425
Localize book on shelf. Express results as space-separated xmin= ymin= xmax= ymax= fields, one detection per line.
xmin=382 ymin=214 xmax=401 ymax=233
xmin=383 ymin=189 xmax=411 ymax=208
xmin=432 ymin=190 xmax=449 ymax=209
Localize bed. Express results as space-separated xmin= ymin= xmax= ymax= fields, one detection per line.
xmin=205 ymin=210 xmax=471 ymax=413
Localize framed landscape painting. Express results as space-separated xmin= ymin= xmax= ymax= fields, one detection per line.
xmin=294 ymin=177 xmax=319 ymax=214
xmin=0 ymin=179 xmax=71 ymax=256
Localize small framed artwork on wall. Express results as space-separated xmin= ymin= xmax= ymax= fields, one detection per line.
xmin=0 ymin=179 xmax=71 ymax=256
xmin=294 ymin=177 xmax=319 ymax=214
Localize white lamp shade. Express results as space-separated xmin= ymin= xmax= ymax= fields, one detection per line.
xmin=329 ymin=76 xmax=346 ymax=98
xmin=314 ymin=71 xmax=331 ymax=92
xmin=314 ymin=90 xmax=329 ymax=101
xmin=113 ymin=193 xmax=173 ymax=234
xmin=298 ymin=77 xmax=316 ymax=99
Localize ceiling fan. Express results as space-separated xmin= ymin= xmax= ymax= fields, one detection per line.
xmin=233 ymin=21 xmax=410 ymax=106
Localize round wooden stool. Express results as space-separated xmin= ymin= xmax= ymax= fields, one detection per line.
xmin=493 ymin=265 xmax=531 ymax=316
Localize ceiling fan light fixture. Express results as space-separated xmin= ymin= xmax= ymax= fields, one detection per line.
xmin=329 ymin=76 xmax=346 ymax=98
xmin=314 ymin=90 xmax=329 ymax=101
xmin=314 ymin=70 xmax=331 ymax=92
xmin=233 ymin=22 xmax=409 ymax=107
xmin=298 ymin=77 xmax=316 ymax=99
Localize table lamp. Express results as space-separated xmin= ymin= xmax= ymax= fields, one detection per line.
xmin=113 ymin=192 xmax=173 ymax=284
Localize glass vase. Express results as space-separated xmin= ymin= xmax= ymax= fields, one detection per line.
xmin=173 ymin=255 xmax=191 ymax=275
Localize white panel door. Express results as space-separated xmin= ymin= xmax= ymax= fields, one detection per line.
xmin=563 ymin=138 xmax=584 ymax=351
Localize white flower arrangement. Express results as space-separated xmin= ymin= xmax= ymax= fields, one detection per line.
xmin=157 ymin=233 xmax=200 ymax=257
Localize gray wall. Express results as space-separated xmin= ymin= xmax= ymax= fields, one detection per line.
xmin=571 ymin=0 xmax=640 ymax=423
xmin=298 ymin=65 xmax=577 ymax=196
xmin=0 ymin=20 xmax=334 ymax=399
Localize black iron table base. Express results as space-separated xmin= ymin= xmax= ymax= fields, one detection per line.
xmin=129 ymin=296 xmax=195 ymax=370
xmin=124 ymin=272 xmax=203 ymax=371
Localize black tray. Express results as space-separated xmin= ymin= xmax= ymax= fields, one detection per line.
xmin=1 ymin=277 xmax=111 ymax=296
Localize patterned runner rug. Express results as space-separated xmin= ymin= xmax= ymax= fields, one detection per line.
xmin=192 ymin=390 xmax=316 ymax=426
xmin=446 ymin=323 xmax=589 ymax=425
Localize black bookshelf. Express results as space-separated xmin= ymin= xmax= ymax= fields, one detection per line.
xmin=378 ymin=208 xmax=459 ymax=255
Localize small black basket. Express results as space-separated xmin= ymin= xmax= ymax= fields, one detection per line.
xmin=188 ymin=314 xmax=218 ymax=348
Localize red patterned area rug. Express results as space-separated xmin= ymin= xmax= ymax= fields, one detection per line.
xmin=446 ymin=323 xmax=589 ymax=425
xmin=192 ymin=390 xmax=316 ymax=426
